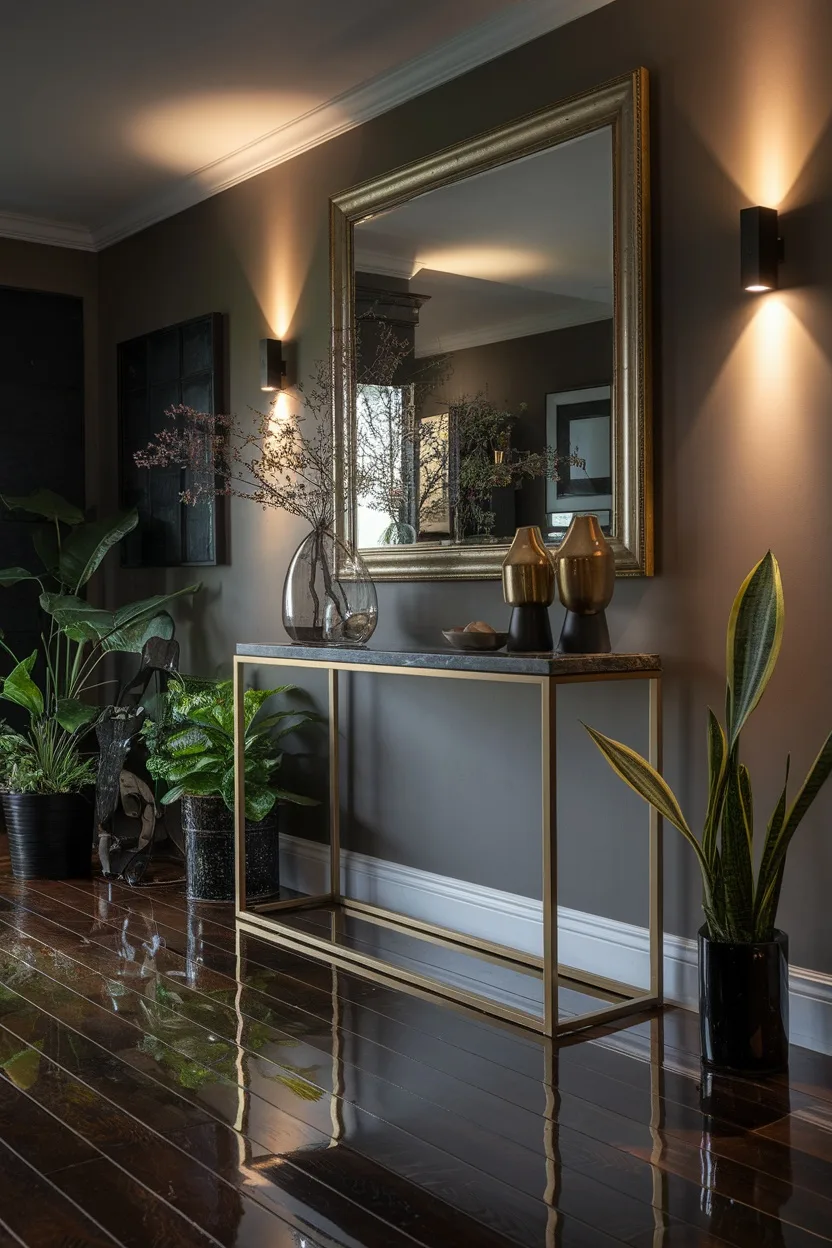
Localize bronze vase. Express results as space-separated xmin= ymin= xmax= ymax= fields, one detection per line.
xmin=501 ymin=526 xmax=556 ymax=653
xmin=555 ymin=515 xmax=615 ymax=653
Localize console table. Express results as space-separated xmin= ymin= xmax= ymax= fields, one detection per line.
xmin=233 ymin=643 xmax=662 ymax=1038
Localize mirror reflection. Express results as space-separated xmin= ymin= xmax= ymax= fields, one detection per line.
xmin=353 ymin=125 xmax=613 ymax=551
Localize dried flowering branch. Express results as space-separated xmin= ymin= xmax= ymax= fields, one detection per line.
xmin=134 ymin=357 xmax=338 ymax=532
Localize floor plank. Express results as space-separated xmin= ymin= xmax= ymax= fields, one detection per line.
xmin=0 ymin=867 xmax=829 ymax=1246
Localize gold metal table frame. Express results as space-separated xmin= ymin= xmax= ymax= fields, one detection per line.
xmin=233 ymin=647 xmax=663 ymax=1039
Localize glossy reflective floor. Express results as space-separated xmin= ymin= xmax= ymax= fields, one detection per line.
xmin=0 ymin=852 xmax=830 ymax=1245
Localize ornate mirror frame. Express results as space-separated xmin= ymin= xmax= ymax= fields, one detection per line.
xmin=331 ymin=68 xmax=652 ymax=580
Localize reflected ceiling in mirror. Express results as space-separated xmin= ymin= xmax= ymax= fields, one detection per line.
xmin=353 ymin=128 xmax=613 ymax=552
xmin=331 ymin=71 xmax=652 ymax=579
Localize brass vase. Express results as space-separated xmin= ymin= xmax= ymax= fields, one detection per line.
xmin=501 ymin=526 xmax=556 ymax=653
xmin=555 ymin=515 xmax=615 ymax=653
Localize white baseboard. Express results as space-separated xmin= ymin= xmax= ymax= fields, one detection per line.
xmin=280 ymin=834 xmax=832 ymax=1055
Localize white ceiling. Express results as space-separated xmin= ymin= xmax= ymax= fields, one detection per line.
xmin=0 ymin=0 xmax=615 ymax=251
xmin=354 ymin=127 xmax=613 ymax=353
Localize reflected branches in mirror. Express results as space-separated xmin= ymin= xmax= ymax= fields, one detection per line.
xmin=354 ymin=321 xmax=584 ymax=547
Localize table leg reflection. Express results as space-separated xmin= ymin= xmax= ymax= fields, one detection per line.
xmin=649 ymin=1014 xmax=667 ymax=1247
xmin=544 ymin=1042 xmax=560 ymax=1246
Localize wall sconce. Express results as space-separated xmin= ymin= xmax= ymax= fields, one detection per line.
xmin=260 ymin=338 xmax=286 ymax=391
xmin=741 ymin=207 xmax=782 ymax=292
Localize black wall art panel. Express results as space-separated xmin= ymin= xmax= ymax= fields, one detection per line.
xmin=119 ymin=313 xmax=226 ymax=567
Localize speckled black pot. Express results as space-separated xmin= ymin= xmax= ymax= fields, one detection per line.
xmin=1 ymin=792 xmax=93 ymax=879
xmin=181 ymin=795 xmax=279 ymax=903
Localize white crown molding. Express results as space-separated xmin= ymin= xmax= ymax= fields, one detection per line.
xmin=0 ymin=210 xmax=96 ymax=252
xmin=91 ymin=0 xmax=617 ymax=250
xmin=415 ymin=304 xmax=611 ymax=356
xmin=280 ymin=833 xmax=832 ymax=1056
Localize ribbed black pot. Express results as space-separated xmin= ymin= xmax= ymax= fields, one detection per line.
xmin=181 ymin=795 xmax=279 ymax=903
xmin=698 ymin=926 xmax=789 ymax=1074
xmin=1 ymin=792 xmax=93 ymax=880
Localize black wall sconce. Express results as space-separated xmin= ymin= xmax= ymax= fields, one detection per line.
xmin=741 ymin=207 xmax=783 ymax=292
xmin=260 ymin=338 xmax=286 ymax=391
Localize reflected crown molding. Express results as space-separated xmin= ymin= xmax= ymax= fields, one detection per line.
xmin=415 ymin=305 xmax=612 ymax=356
xmin=0 ymin=0 xmax=617 ymax=252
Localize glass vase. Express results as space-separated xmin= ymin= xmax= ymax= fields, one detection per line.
xmin=282 ymin=527 xmax=378 ymax=646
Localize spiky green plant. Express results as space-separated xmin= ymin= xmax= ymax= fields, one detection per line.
xmin=586 ymin=552 xmax=832 ymax=943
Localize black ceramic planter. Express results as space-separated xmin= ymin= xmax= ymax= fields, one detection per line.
xmin=1 ymin=792 xmax=93 ymax=879
xmin=181 ymin=795 xmax=279 ymax=903
xmin=698 ymin=925 xmax=789 ymax=1074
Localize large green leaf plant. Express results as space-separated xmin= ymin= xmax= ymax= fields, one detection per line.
xmin=0 ymin=489 xmax=199 ymax=794
xmin=586 ymin=553 xmax=832 ymax=943
xmin=142 ymin=677 xmax=320 ymax=822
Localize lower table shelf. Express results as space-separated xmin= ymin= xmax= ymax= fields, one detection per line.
xmin=237 ymin=896 xmax=659 ymax=1038
xmin=234 ymin=645 xmax=663 ymax=1039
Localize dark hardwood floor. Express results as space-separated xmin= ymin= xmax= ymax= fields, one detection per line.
xmin=0 ymin=848 xmax=829 ymax=1246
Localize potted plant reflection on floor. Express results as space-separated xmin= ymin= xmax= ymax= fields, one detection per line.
xmin=0 ymin=938 xmax=324 ymax=1103
xmin=0 ymin=490 xmax=198 ymax=880
xmin=142 ymin=676 xmax=319 ymax=901
xmin=586 ymin=553 xmax=832 ymax=1074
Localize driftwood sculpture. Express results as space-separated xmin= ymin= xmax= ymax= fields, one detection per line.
xmin=94 ymin=638 xmax=180 ymax=882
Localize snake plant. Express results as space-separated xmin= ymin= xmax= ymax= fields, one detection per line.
xmin=586 ymin=553 xmax=832 ymax=943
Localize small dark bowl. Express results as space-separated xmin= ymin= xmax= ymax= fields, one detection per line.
xmin=442 ymin=628 xmax=508 ymax=652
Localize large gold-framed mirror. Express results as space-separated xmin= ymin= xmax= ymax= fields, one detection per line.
xmin=331 ymin=69 xmax=652 ymax=580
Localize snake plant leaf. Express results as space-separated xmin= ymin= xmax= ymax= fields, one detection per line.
xmin=583 ymin=724 xmax=710 ymax=880
xmin=739 ymin=763 xmax=754 ymax=853
xmin=705 ymin=851 xmax=729 ymax=942
xmin=725 ymin=551 xmax=784 ymax=749
xmin=0 ymin=568 xmax=38 ymax=586
xmin=702 ymin=709 xmax=728 ymax=869
xmin=55 ymin=698 xmax=99 ymax=733
xmin=719 ymin=759 xmax=755 ymax=942
xmin=57 ymin=509 xmax=138 ymax=590
xmin=753 ymin=757 xmax=790 ymax=936
xmin=1 ymin=652 xmax=43 ymax=718
xmin=755 ymin=732 xmax=832 ymax=938
xmin=1 ymin=489 xmax=84 ymax=526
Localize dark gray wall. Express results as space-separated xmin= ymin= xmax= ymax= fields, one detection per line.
xmin=96 ymin=0 xmax=832 ymax=970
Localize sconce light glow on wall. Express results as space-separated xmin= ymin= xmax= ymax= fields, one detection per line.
xmin=260 ymin=338 xmax=286 ymax=391
xmin=741 ymin=207 xmax=782 ymax=292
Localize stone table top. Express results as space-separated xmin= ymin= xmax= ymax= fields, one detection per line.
xmin=236 ymin=642 xmax=660 ymax=678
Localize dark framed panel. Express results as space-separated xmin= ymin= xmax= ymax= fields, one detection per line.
xmin=0 ymin=285 xmax=85 ymax=723
xmin=119 ymin=313 xmax=227 ymax=567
